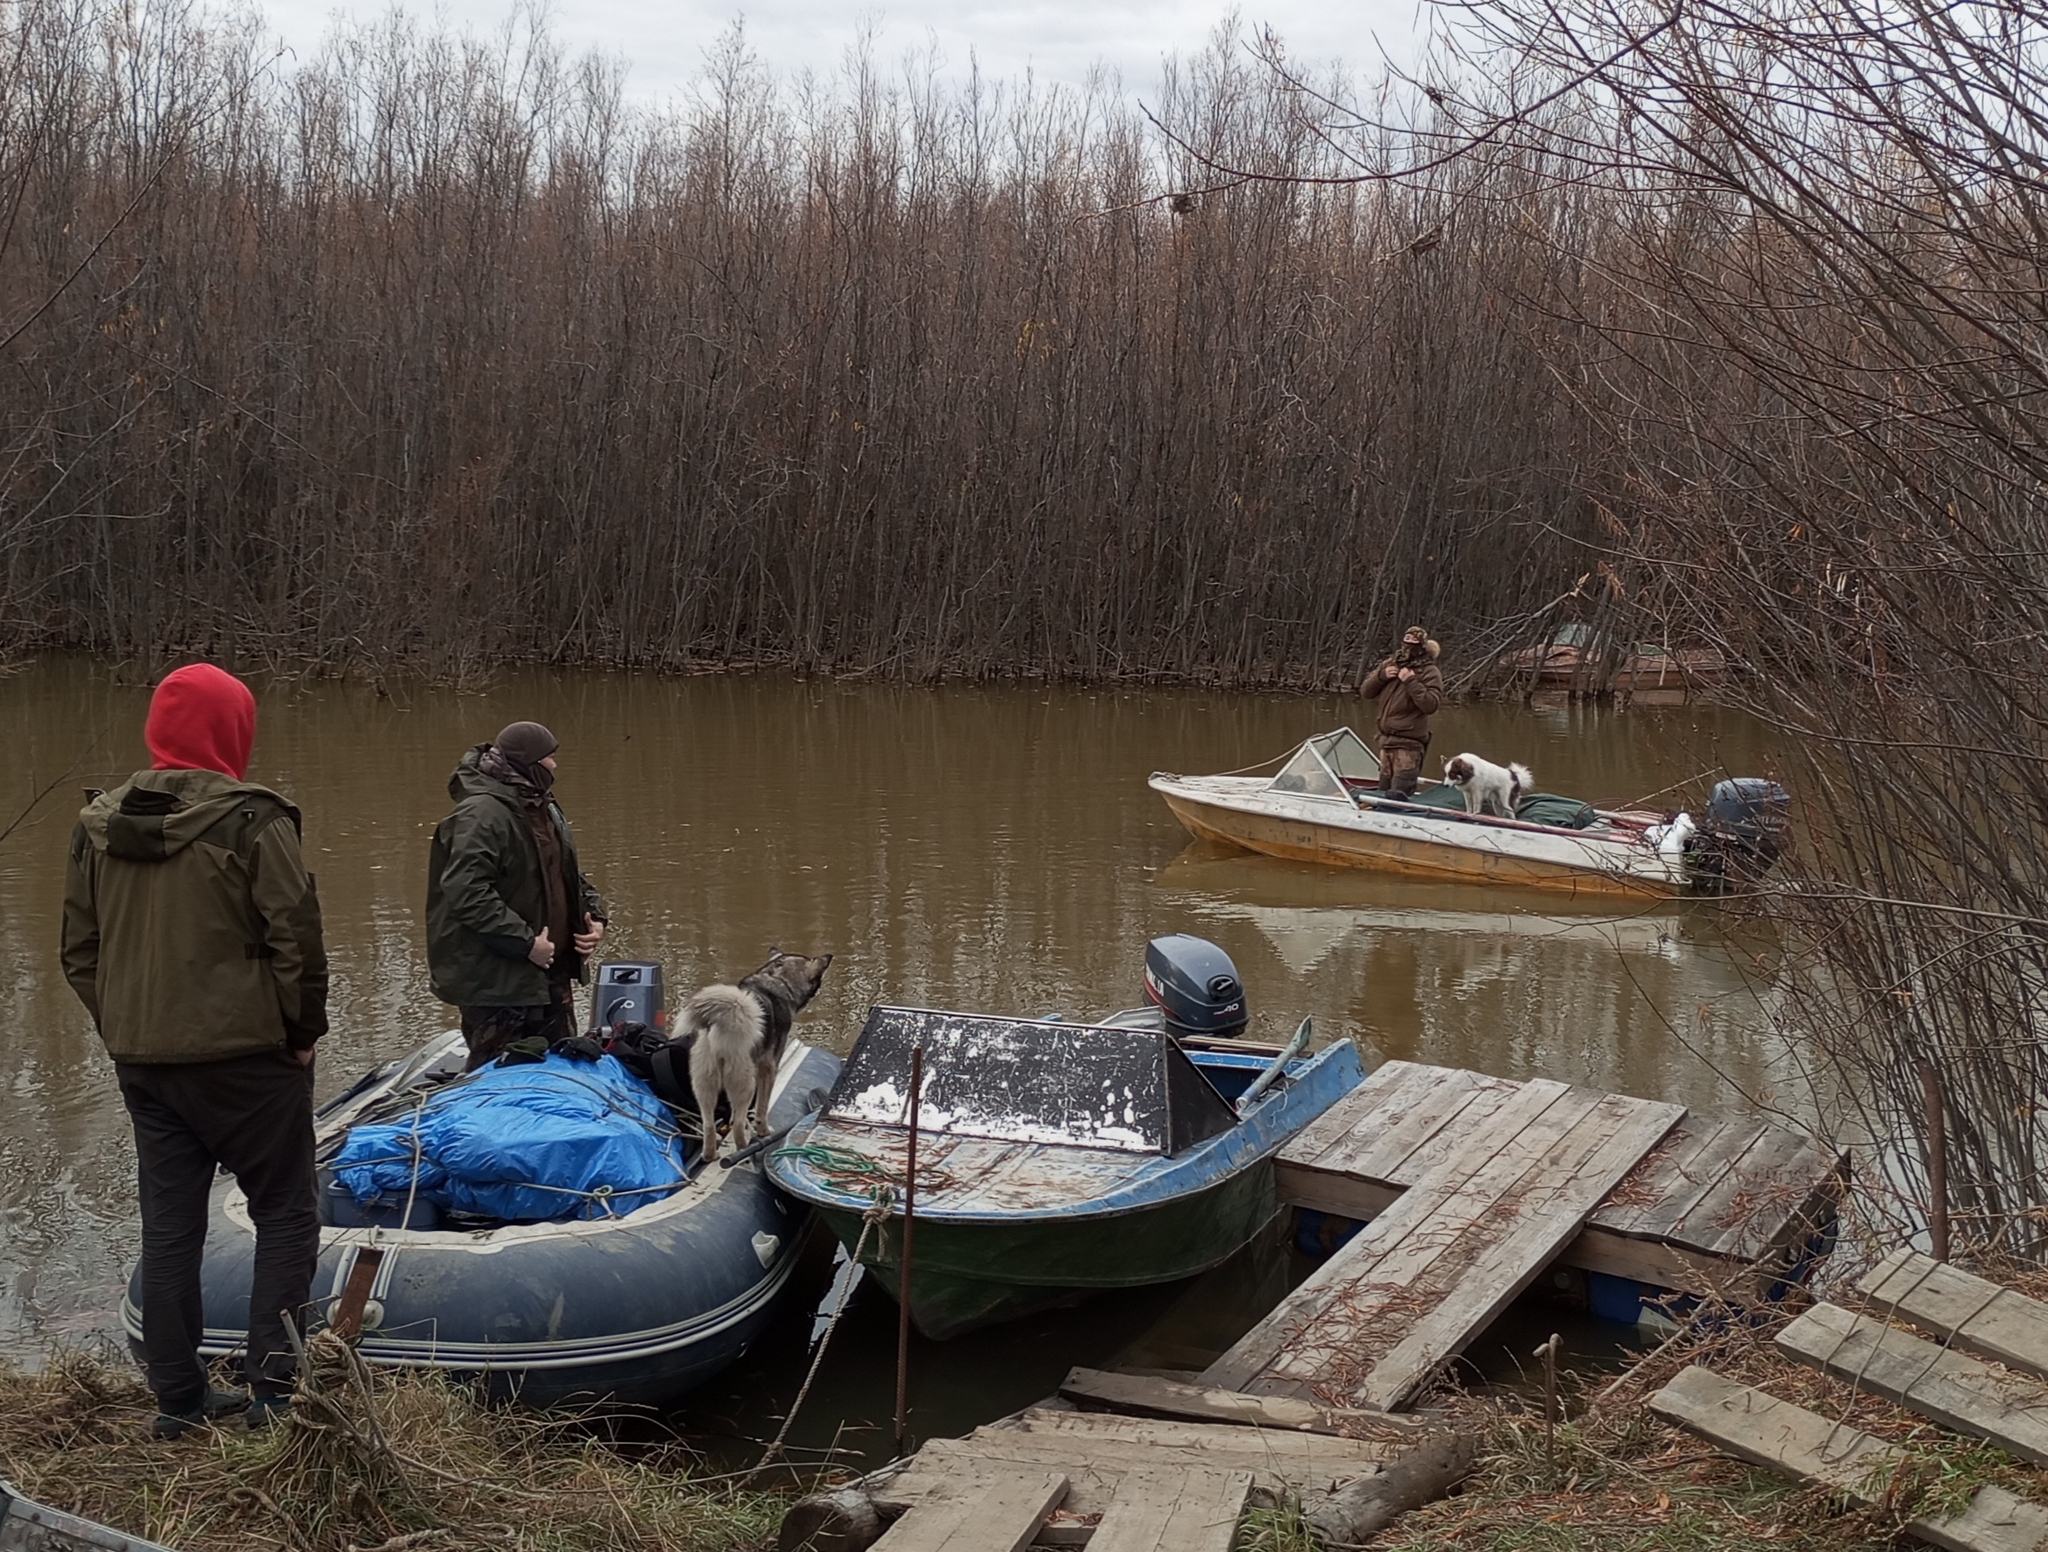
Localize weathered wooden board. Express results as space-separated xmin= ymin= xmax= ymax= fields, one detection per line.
xmin=1274 ymin=1063 xmax=1843 ymax=1302
xmin=997 ymin=1406 xmax=1406 ymax=1468
xmin=1214 ymin=1079 xmax=1579 ymax=1393
xmin=1278 ymin=1061 xmax=1460 ymax=1168
xmin=1686 ymin=1127 xmax=1840 ymax=1262
xmin=1649 ymin=1366 xmax=2048 ymax=1552
xmin=869 ymin=1466 xmax=1067 ymax=1552
xmin=1057 ymin=1367 xmax=1434 ymax=1440
xmin=1777 ymin=1302 xmax=2048 ymax=1467
xmin=1210 ymin=1083 xmax=1683 ymax=1409
xmin=1084 ymin=1467 xmax=1252 ymax=1552
xmin=870 ymin=1442 xmax=1119 ymax=1523
xmin=1861 ymin=1251 xmax=2048 ymax=1387
xmin=1598 ymin=1117 xmax=1773 ymax=1240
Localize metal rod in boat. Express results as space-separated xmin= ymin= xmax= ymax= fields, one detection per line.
xmin=720 ymin=1089 xmax=833 ymax=1169
xmin=1235 ymin=1017 xmax=1311 ymax=1114
xmin=894 ymin=1044 xmax=923 ymax=1459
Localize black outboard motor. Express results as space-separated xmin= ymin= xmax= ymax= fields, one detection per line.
xmin=591 ymin=961 xmax=667 ymax=1034
xmin=1143 ymin=934 xmax=1249 ymax=1038
xmin=1693 ymin=778 xmax=1791 ymax=885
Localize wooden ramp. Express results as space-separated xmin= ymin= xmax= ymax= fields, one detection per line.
xmin=1205 ymin=1077 xmax=1683 ymax=1409
xmin=1275 ymin=1059 xmax=1847 ymax=1299
xmin=857 ymin=1401 xmax=1415 ymax=1548
xmin=1860 ymin=1249 xmax=2048 ymax=1385
xmin=1776 ymin=1301 xmax=2048 ymax=1468
xmin=1650 ymin=1365 xmax=2048 ymax=1552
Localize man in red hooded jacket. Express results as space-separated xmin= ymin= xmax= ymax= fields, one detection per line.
xmin=61 ymin=664 xmax=327 ymax=1439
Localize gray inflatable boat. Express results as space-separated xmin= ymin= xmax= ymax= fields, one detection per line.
xmin=120 ymin=1029 xmax=841 ymax=1407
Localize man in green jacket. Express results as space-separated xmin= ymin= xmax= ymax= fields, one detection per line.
xmin=60 ymin=664 xmax=327 ymax=1439
xmin=426 ymin=721 xmax=607 ymax=1069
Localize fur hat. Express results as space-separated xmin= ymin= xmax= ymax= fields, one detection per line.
xmin=494 ymin=720 xmax=559 ymax=766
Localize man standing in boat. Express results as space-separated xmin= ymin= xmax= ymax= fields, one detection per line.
xmin=426 ymin=721 xmax=607 ymax=1069
xmin=1363 ymin=625 xmax=1445 ymax=798
xmin=60 ymin=664 xmax=328 ymax=1439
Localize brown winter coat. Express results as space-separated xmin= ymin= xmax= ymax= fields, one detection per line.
xmin=1362 ymin=638 xmax=1445 ymax=744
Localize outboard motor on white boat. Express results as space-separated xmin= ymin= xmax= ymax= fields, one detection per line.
xmin=1143 ymin=934 xmax=1249 ymax=1038
xmin=1690 ymin=777 xmax=1791 ymax=885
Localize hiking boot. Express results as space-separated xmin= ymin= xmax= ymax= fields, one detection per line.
xmin=151 ymin=1385 xmax=250 ymax=1440
xmin=244 ymin=1394 xmax=293 ymax=1431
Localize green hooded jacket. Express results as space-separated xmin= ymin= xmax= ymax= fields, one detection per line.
xmin=61 ymin=768 xmax=328 ymax=1063
xmin=425 ymin=748 xmax=606 ymax=1008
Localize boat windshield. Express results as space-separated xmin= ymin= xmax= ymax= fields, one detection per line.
xmin=1267 ymin=729 xmax=1378 ymax=800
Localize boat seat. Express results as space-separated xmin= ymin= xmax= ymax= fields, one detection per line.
xmin=1358 ymin=781 xmax=1601 ymax=829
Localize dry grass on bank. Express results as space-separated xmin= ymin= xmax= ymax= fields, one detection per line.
xmin=1369 ymin=1276 xmax=2048 ymax=1552
xmin=0 ymin=1334 xmax=781 ymax=1552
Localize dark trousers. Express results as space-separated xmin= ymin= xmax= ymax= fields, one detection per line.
xmin=116 ymin=1049 xmax=319 ymax=1409
xmin=459 ymin=983 xmax=574 ymax=1070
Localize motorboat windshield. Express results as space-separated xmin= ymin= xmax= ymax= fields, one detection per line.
xmin=1267 ymin=729 xmax=1379 ymax=800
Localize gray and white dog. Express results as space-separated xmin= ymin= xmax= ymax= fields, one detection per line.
xmin=682 ymin=948 xmax=834 ymax=1162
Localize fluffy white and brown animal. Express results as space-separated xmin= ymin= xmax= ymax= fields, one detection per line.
xmin=681 ymin=948 xmax=833 ymax=1163
xmin=1442 ymin=753 xmax=1534 ymax=818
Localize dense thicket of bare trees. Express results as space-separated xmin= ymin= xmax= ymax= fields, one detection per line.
xmin=0 ymin=1 xmax=1614 ymax=683
xmin=1199 ymin=0 xmax=2048 ymax=1253
xmin=7 ymin=0 xmax=2045 ymax=1250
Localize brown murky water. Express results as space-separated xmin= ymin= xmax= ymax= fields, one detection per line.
xmin=0 ymin=658 xmax=1794 ymax=1450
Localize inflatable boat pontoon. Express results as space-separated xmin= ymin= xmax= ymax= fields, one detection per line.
xmin=121 ymin=1028 xmax=841 ymax=1407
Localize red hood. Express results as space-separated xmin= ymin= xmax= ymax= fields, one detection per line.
xmin=146 ymin=664 xmax=257 ymax=780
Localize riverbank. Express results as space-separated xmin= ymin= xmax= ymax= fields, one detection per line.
xmin=1373 ymin=1259 xmax=2048 ymax=1552
xmin=0 ymin=1334 xmax=779 ymax=1552
xmin=17 ymin=1268 xmax=2048 ymax=1552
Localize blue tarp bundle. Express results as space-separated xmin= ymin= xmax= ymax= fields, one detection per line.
xmin=332 ymin=1053 xmax=688 ymax=1222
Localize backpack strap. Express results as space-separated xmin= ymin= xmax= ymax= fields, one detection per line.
xmin=196 ymin=792 xmax=301 ymax=861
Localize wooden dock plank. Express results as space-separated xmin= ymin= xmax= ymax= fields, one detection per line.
xmin=1274 ymin=1063 xmax=1840 ymax=1302
xmin=878 ymin=1428 xmax=1373 ymax=1521
xmin=1285 ymin=1067 xmax=1512 ymax=1191
xmin=1691 ymin=1128 xmax=1841 ymax=1260
xmin=871 ymin=1443 xmax=1119 ymax=1522
xmin=1084 ymin=1467 xmax=1253 ymax=1552
xmin=1281 ymin=1061 xmax=1457 ymax=1167
xmin=1649 ymin=1366 xmax=2048 ymax=1552
xmin=1206 ymin=1077 xmax=1579 ymax=1394
xmin=993 ymin=1407 xmax=1405 ymax=1469
xmin=1776 ymin=1302 xmax=2048 ymax=1467
xmin=1266 ymin=1091 xmax=1682 ymax=1409
xmin=1057 ymin=1367 xmax=1435 ymax=1440
xmin=1375 ymin=1078 xmax=1529 ymax=1186
xmin=1595 ymin=1116 xmax=1769 ymax=1240
xmin=1860 ymin=1250 xmax=2048 ymax=1386
xmin=1276 ymin=1153 xmax=1757 ymax=1301
xmin=1212 ymin=1083 xmax=1683 ymax=1409
xmin=871 ymin=1466 xmax=1067 ymax=1552
xmin=1655 ymin=1125 xmax=1796 ymax=1249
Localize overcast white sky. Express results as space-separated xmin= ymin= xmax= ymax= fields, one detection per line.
xmin=256 ymin=0 xmax=1433 ymax=103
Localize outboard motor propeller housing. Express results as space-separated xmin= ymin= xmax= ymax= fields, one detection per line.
xmin=1692 ymin=777 xmax=1791 ymax=885
xmin=1143 ymin=934 xmax=1248 ymax=1038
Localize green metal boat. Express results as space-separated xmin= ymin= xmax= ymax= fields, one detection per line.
xmin=766 ymin=1005 xmax=1368 ymax=1338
